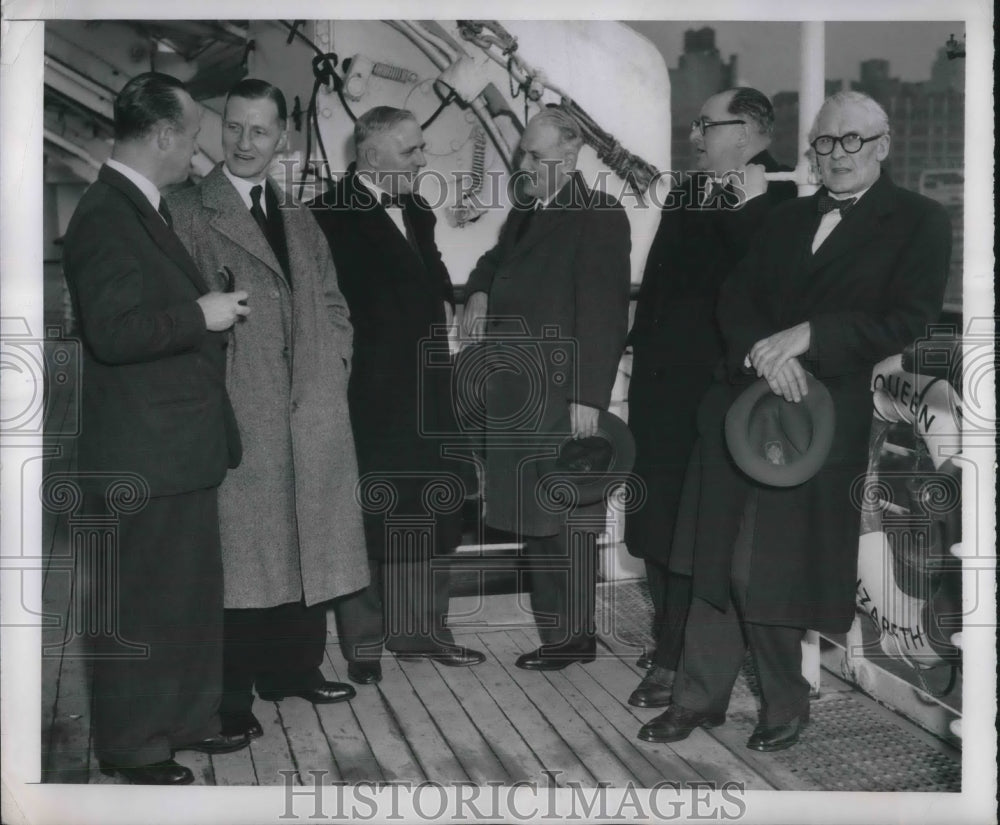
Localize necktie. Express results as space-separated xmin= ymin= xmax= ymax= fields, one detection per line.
xmin=817 ymin=193 xmax=857 ymax=216
xmin=157 ymin=199 xmax=173 ymax=228
xmin=250 ymin=185 xmax=269 ymax=236
xmin=702 ymin=181 xmax=726 ymax=206
xmin=380 ymin=191 xmax=404 ymax=209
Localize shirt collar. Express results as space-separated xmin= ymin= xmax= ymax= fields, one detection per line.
xmin=223 ymin=164 xmax=268 ymax=213
xmin=356 ymin=173 xmax=397 ymax=206
xmin=106 ymin=159 xmax=161 ymax=213
xmin=826 ymin=183 xmax=873 ymax=204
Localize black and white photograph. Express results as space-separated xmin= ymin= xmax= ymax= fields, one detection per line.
xmin=0 ymin=1 xmax=994 ymax=823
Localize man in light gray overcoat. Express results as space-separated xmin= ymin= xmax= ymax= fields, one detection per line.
xmin=170 ymin=79 xmax=368 ymax=740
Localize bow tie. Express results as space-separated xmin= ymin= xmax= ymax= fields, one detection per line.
xmin=817 ymin=193 xmax=857 ymax=216
xmin=380 ymin=192 xmax=404 ymax=209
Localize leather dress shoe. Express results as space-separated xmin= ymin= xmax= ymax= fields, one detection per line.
xmin=515 ymin=645 xmax=596 ymax=671
xmin=636 ymin=653 xmax=653 ymax=670
xmin=627 ymin=665 xmax=675 ymax=708
xmin=394 ymin=646 xmax=486 ymax=667
xmin=257 ymin=681 xmax=356 ymax=704
xmin=637 ymin=703 xmax=726 ymax=743
xmin=347 ymin=660 xmax=383 ymax=684
xmin=221 ymin=711 xmax=263 ymax=740
xmin=176 ymin=730 xmax=251 ymax=755
xmin=100 ymin=759 xmax=194 ymax=785
xmin=746 ymin=709 xmax=809 ymax=752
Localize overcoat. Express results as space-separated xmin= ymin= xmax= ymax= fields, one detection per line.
xmin=170 ymin=165 xmax=369 ymax=609
xmin=670 ymin=173 xmax=951 ymax=633
xmin=308 ymin=171 xmax=463 ymax=559
xmin=626 ymin=151 xmax=795 ymax=563
xmin=465 ymin=172 xmax=631 ymax=537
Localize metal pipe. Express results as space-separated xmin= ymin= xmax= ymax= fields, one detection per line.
xmin=797 ymin=22 xmax=825 ymax=197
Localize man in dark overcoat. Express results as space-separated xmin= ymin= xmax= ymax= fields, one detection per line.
xmin=626 ymin=87 xmax=795 ymax=707
xmin=462 ymin=108 xmax=631 ymax=670
xmin=62 ymin=72 xmax=251 ymax=784
xmin=640 ymin=91 xmax=951 ymax=751
xmin=309 ymin=106 xmax=485 ymax=681
xmin=170 ymin=79 xmax=366 ymax=740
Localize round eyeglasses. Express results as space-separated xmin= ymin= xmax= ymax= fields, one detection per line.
xmin=691 ymin=117 xmax=746 ymax=136
xmin=810 ymin=133 xmax=884 ymax=156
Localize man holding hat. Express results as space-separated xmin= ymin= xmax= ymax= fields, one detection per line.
xmin=639 ymin=91 xmax=951 ymax=751
xmin=626 ymin=87 xmax=795 ymax=708
xmin=462 ymin=107 xmax=631 ymax=670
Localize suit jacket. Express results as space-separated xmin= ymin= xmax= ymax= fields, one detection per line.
xmin=62 ymin=164 xmax=240 ymax=496
xmin=169 ymin=165 xmax=368 ymax=608
xmin=672 ymin=172 xmax=952 ymax=633
xmin=465 ymin=172 xmax=632 ymax=536
xmin=626 ymin=151 xmax=795 ymax=562
xmin=308 ymin=170 xmax=463 ymax=559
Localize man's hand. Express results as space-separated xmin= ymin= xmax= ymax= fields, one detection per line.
xmin=197 ymin=291 xmax=250 ymax=331
xmin=764 ymin=356 xmax=809 ymax=403
xmin=569 ymin=403 xmax=599 ymax=438
xmin=461 ymin=290 xmax=489 ymax=342
xmin=749 ymin=322 xmax=811 ymax=380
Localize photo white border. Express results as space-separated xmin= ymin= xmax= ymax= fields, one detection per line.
xmin=2 ymin=0 xmax=994 ymax=823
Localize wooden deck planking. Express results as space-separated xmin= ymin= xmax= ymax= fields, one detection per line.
xmin=394 ymin=638 xmax=512 ymax=785
xmin=314 ymin=652 xmax=384 ymax=783
xmin=322 ymin=644 xmax=426 ymax=783
xmin=580 ymin=636 xmax=776 ymax=791
xmin=471 ymin=634 xmax=597 ymax=786
xmin=211 ymin=742 xmax=258 ymax=786
xmin=421 ymin=652 xmax=545 ymax=784
xmin=246 ymin=699 xmax=298 ymax=786
xmin=372 ymin=653 xmax=471 ymax=782
xmin=274 ymin=693 xmax=343 ymax=785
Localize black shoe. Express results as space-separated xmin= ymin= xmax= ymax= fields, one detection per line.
xmin=515 ymin=645 xmax=596 ymax=671
xmin=746 ymin=710 xmax=809 ymax=752
xmin=394 ymin=646 xmax=486 ymax=667
xmin=347 ymin=660 xmax=383 ymax=684
xmin=637 ymin=703 xmax=726 ymax=743
xmin=220 ymin=711 xmax=263 ymax=740
xmin=636 ymin=654 xmax=653 ymax=670
xmin=257 ymin=680 xmax=356 ymax=704
xmin=627 ymin=665 xmax=675 ymax=708
xmin=100 ymin=758 xmax=194 ymax=785
xmin=176 ymin=730 xmax=251 ymax=755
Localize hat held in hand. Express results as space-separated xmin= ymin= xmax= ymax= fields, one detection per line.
xmin=725 ymin=375 xmax=835 ymax=487
xmin=537 ymin=409 xmax=636 ymax=506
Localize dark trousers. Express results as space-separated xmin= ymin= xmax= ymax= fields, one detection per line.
xmin=333 ymin=558 xmax=456 ymax=660
xmin=88 ymin=489 xmax=223 ymax=767
xmin=221 ymin=599 xmax=328 ymax=716
xmin=525 ymin=528 xmax=599 ymax=650
xmin=644 ymin=563 xmax=692 ymax=670
xmin=672 ymin=491 xmax=810 ymax=725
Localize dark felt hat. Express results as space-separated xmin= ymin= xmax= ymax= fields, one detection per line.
xmin=725 ymin=376 xmax=836 ymax=487
xmin=537 ymin=409 xmax=636 ymax=507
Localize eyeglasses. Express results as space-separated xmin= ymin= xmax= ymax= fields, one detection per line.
xmin=810 ymin=133 xmax=884 ymax=156
xmin=691 ymin=117 xmax=746 ymax=136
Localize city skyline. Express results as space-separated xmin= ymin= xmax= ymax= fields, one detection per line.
xmin=628 ymin=21 xmax=963 ymax=98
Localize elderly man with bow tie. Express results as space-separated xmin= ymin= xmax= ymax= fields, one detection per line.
xmin=639 ymin=90 xmax=952 ymax=752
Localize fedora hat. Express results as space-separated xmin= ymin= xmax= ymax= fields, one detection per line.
xmin=536 ymin=409 xmax=636 ymax=507
xmin=725 ymin=376 xmax=835 ymax=487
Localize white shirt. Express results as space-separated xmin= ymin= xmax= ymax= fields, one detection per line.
xmin=811 ymin=184 xmax=873 ymax=253
xmin=223 ymin=165 xmax=268 ymax=216
xmin=357 ymin=175 xmax=407 ymax=241
xmin=105 ymin=159 xmax=164 ymax=220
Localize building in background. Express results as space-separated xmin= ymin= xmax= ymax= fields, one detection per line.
xmin=666 ymin=27 xmax=737 ymax=170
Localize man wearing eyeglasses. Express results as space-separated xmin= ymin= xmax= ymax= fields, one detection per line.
xmin=638 ymin=90 xmax=951 ymax=752
xmin=625 ymin=87 xmax=795 ymax=710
